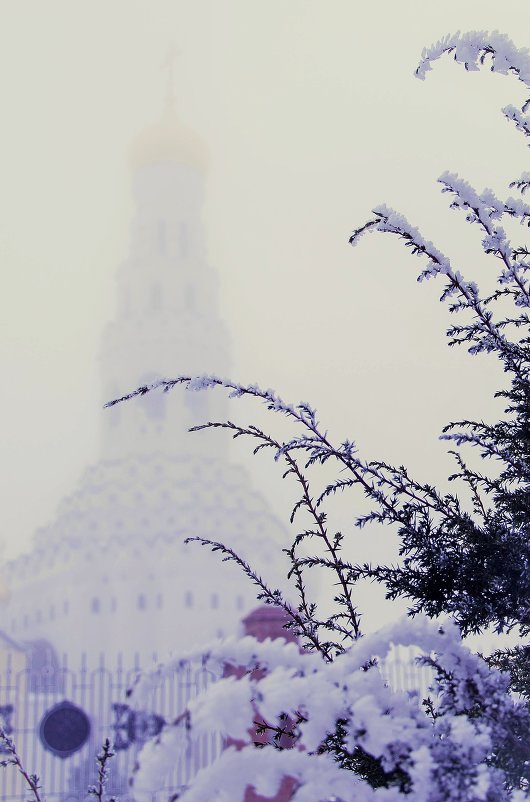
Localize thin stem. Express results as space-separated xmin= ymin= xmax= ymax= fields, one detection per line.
xmin=282 ymin=451 xmax=362 ymax=641
xmin=88 ymin=739 xmax=115 ymax=802
xmin=185 ymin=535 xmax=334 ymax=661
xmin=0 ymin=727 xmax=43 ymax=802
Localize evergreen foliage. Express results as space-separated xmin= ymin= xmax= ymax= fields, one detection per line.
xmin=108 ymin=30 xmax=530 ymax=802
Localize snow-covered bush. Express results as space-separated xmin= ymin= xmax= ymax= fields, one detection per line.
xmin=129 ymin=617 xmax=530 ymax=802
xmin=109 ymin=31 xmax=530 ymax=801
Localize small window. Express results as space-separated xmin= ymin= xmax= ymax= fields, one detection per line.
xmin=111 ymin=597 xmax=117 ymax=612
xmin=156 ymin=593 xmax=163 ymax=609
xmin=137 ymin=594 xmax=146 ymax=611
xmin=49 ymin=605 xmax=55 ymax=621
xmin=211 ymin=593 xmax=219 ymax=610
xmin=184 ymin=591 xmax=193 ymax=608
xmin=63 ymin=600 xmax=69 ymax=615
xmin=236 ymin=595 xmax=244 ymax=611
xmin=91 ymin=598 xmax=100 ymax=614
xmin=36 ymin=609 xmax=42 ymax=624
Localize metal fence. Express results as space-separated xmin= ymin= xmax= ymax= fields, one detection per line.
xmin=382 ymin=645 xmax=435 ymax=699
xmin=0 ymin=647 xmax=435 ymax=802
xmin=0 ymin=652 xmax=219 ymax=802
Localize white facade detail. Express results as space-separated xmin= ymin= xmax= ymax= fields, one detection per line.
xmin=1 ymin=94 xmax=287 ymax=668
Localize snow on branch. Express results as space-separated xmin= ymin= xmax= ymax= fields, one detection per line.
xmin=107 ymin=362 xmax=530 ymax=637
xmin=416 ymin=31 xmax=530 ymax=89
xmin=437 ymin=172 xmax=530 ymax=308
xmin=416 ymin=31 xmax=530 ymax=154
xmin=158 ymin=747 xmax=372 ymax=802
xmin=128 ymin=635 xmax=317 ymax=710
xmin=510 ymin=172 xmax=530 ymax=194
xmin=130 ymin=616 xmax=530 ymax=802
xmin=105 ymin=29 xmax=530 ymax=802
xmin=350 ymin=203 xmax=529 ymax=372
xmin=503 ymin=105 xmax=530 ymax=142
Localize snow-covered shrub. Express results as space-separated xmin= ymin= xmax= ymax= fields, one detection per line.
xmin=109 ymin=31 xmax=530 ymax=801
xmin=129 ymin=618 xmax=530 ymax=802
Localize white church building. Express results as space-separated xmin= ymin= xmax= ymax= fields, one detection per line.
xmin=0 ymin=86 xmax=287 ymax=669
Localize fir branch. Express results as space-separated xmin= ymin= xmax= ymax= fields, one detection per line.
xmin=184 ymin=535 xmax=334 ymax=660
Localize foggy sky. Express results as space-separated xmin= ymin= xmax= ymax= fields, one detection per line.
xmin=1 ymin=1 xmax=529 ymax=635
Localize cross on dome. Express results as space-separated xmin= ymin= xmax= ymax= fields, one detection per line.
xmin=161 ymin=42 xmax=179 ymax=112
xmin=129 ymin=47 xmax=208 ymax=172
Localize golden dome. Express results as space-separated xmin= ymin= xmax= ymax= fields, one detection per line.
xmin=129 ymin=102 xmax=209 ymax=173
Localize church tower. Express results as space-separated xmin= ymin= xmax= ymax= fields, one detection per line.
xmin=0 ymin=73 xmax=287 ymax=667
xmin=101 ymin=75 xmax=230 ymax=459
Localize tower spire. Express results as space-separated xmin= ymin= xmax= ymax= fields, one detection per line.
xmin=162 ymin=43 xmax=179 ymax=113
xmin=102 ymin=63 xmax=225 ymax=459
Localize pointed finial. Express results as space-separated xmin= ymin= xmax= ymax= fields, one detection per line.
xmin=162 ymin=42 xmax=179 ymax=112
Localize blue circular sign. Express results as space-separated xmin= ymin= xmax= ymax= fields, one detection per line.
xmin=39 ymin=701 xmax=90 ymax=758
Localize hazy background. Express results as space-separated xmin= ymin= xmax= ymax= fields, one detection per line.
xmin=1 ymin=0 xmax=529 ymax=632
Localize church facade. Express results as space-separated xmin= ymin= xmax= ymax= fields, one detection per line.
xmin=0 ymin=88 xmax=287 ymax=669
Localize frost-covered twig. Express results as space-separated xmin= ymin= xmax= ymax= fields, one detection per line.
xmin=108 ymin=27 xmax=530 ymax=802
xmin=185 ymin=534 xmax=336 ymax=659
xmin=350 ymin=204 xmax=528 ymax=375
xmin=416 ymin=30 xmax=530 ymax=92
xmin=87 ymin=740 xmax=116 ymax=802
xmin=0 ymin=727 xmax=44 ymax=802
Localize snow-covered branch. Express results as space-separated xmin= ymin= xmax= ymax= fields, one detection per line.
xmin=105 ymin=27 xmax=530 ymax=802
xmin=416 ymin=31 xmax=530 ymax=91
xmin=131 ymin=617 xmax=530 ymax=802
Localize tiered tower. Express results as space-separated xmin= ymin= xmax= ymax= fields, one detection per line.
xmin=0 ymin=82 xmax=286 ymax=667
xmin=102 ymin=88 xmax=231 ymax=460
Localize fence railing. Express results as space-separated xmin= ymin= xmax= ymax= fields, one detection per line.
xmin=0 ymin=646 xmax=437 ymax=802
xmin=0 ymin=652 xmax=219 ymax=802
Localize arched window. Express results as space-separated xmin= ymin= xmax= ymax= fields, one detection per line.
xmin=26 ymin=640 xmax=62 ymax=693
